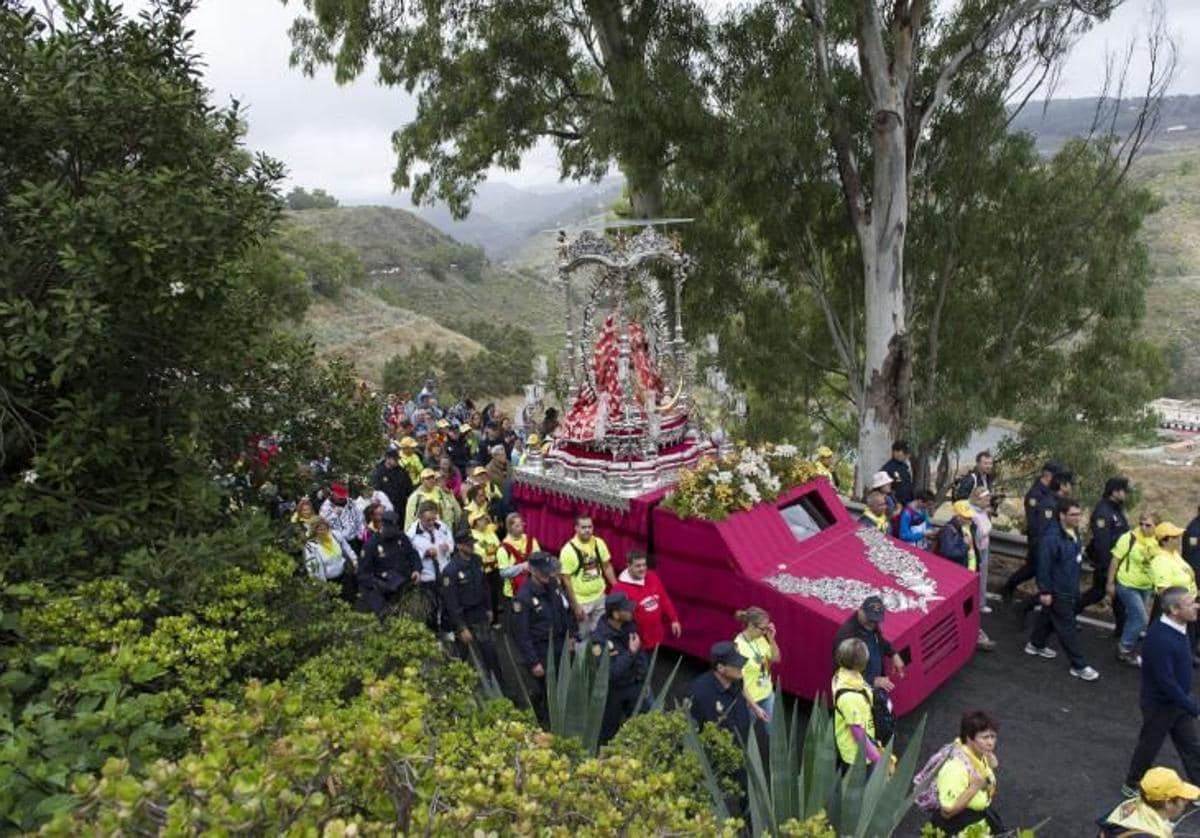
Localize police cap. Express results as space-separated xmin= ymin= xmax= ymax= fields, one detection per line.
xmin=604 ymin=591 xmax=635 ymax=614
xmin=528 ymin=551 xmax=560 ymax=574
xmin=710 ymin=641 xmax=747 ymax=668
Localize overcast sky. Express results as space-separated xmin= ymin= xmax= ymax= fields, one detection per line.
xmin=142 ymin=0 xmax=1200 ymax=205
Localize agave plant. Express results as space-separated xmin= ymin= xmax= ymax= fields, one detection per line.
xmin=545 ymin=635 xmax=611 ymax=753
xmin=686 ymin=696 xmax=925 ymax=837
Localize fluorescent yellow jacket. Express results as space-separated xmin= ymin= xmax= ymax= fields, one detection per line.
xmin=1115 ymin=531 xmax=1159 ymax=590
xmin=473 ymin=528 xmax=501 ymax=570
xmin=399 ymin=453 xmax=424 ymax=485
xmin=936 ymin=742 xmax=996 ymax=814
xmin=498 ymin=534 xmax=540 ymax=598
xmin=735 ymin=632 xmax=774 ymax=703
xmin=404 ymin=487 xmax=462 ymax=530
xmin=1152 ymin=549 xmax=1197 ymax=595
xmin=832 ymin=668 xmax=873 ymax=766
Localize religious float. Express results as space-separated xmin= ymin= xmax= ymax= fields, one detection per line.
xmin=512 ymin=226 xmax=978 ymax=716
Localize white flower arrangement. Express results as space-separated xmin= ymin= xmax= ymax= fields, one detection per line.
xmin=663 ymin=441 xmax=823 ymax=521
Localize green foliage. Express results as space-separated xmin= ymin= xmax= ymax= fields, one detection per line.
xmin=0 ymin=545 xmax=379 ymax=832
xmin=275 ymin=223 xmax=366 ymax=298
xmin=45 ymin=654 xmax=741 ymax=835
xmin=604 ymin=710 xmax=744 ymax=816
xmin=285 ymin=185 xmax=339 ymax=210
xmin=545 ymin=635 xmax=610 ymax=754
xmin=413 ymin=240 xmax=488 ymax=284
xmin=677 ymin=4 xmax=1163 ymax=483
xmin=380 ymin=319 xmax=536 ymax=399
xmin=286 ymin=0 xmax=712 ymax=217
xmin=0 ymin=0 xmax=381 ymax=582
xmin=686 ymin=700 xmax=923 ymax=838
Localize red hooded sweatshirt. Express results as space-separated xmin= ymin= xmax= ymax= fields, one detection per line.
xmin=612 ymin=567 xmax=680 ymax=650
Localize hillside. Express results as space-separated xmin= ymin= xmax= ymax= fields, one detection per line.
xmin=1131 ymin=147 xmax=1200 ymax=398
xmin=287 ymin=206 xmax=565 ymax=382
xmin=416 ymin=177 xmax=623 ymax=259
xmin=1010 ymin=94 xmax=1200 ymax=155
xmin=299 ymin=287 xmax=484 ymax=383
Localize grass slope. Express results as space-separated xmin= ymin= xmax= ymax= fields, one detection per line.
xmin=300 ymin=287 xmax=484 ymax=384
xmin=289 ymin=205 xmax=564 ymax=361
xmin=1134 ymin=148 xmax=1200 ymax=398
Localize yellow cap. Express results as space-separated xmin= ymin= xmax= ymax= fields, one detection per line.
xmin=815 ymin=446 xmax=834 ymax=459
xmin=1156 ymin=522 xmax=1185 ymax=540
xmin=399 ymin=436 xmax=418 ymax=449
xmin=419 ymin=467 xmax=437 ymax=480
xmin=952 ymin=500 xmax=974 ymax=520
xmin=459 ymin=423 xmax=472 ymax=433
xmin=469 ymin=510 xmax=489 ymax=525
xmin=472 ymin=466 xmax=488 ymax=477
xmin=436 ymin=419 xmax=450 ymax=429
xmin=1141 ymin=766 xmax=1200 ymax=802
xmin=526 ymin=434 xmax=541 ymax=446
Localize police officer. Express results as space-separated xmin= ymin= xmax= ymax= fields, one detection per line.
xmin=591 ymin=591 xmax=647 ymax=744
xmin=1079 ymin=477 xmax=1131 ymax=620
xmin=879 ymin=440 xmax=914 ymax=507
xmin=441 ymin=527 xmax=504 ymax=689
xmin=687 ymin=641 xmax=751 ymax=743
xmin=512 ymin=551 xmax=579 ymax=725
xmin=358 ymin=511 xmax=420 ymax=619
xmin=1002 ymin=462 xmax=1068 ymax=606
xmin=372 ymin=448 xmax=414 ymax=513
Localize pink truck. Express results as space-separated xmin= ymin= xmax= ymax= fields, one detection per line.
xmin=513 ymin=475 xmax=980 ymax=716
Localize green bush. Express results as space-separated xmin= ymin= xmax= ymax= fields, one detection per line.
xmin=604 ymin=710 xmax=744 ymax=816
xmin=48 ymin=673 xmax=742 ymax=836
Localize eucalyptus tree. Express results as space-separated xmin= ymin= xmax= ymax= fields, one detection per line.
xmin=285 ymin=0 xmax=713 ymax=218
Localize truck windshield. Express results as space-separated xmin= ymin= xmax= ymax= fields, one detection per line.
xmin=778 ymin=494 xmax=834 ymax=543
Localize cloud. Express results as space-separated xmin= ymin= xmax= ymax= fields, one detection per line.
xmin=121 ymin=0 xmax=1199 ymax=205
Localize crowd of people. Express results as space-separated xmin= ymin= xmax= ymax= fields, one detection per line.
xmin=860 ymin=441 xmax=1200 ymax=835
xmin=289 ymin=398 xmax=1200 ymax=836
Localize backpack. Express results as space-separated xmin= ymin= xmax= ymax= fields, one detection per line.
xmin=912 ymin=742 xmax=981 ymax=813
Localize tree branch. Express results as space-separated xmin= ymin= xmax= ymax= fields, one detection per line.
xmin=801 ymin=0 xmax=867 ymax=232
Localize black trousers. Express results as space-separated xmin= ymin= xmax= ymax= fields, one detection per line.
xmin=930 ymin=807 xmax=1001 ymax=836
xmin=455 ymin=620 xmax=504 ymax=688
xmin=1126 ymin=703 xmax=1200 ymax=786
xmin=1002 ymin=541 xmax=1038 ymax=597
xmin=485 ymin=569 xmax=503 ymax=620
xmin=1029 ymin=594 xmax=1087 ymax=669
xmin=1077 ymin=558 xmax=1112 ymax=613
xmin=600 ymin=681 xmax=644 ymax=744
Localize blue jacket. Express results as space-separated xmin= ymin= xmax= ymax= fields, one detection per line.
xmin=936 ymin=519 xmax=976 ymax=568
xmin=1036 ymin=520 xmax=1083 ymax=597
xmin=1140 ymin=618 xmax=1200 ymax=715
xmin=897 ymin=506 xmax=929 ymax=546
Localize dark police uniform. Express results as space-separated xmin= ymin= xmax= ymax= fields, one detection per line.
xmin=372 ymin=458 xmax=414 ymax=513
xmin=1079 ymin=495 xmax=1130 ymax=616
xmin=687 ymin=670 xmax=751 ymax=743
xmin=880 ymin=457 xmax=914 ymax=506
xmin=1184 ymin=514 xmax=1200 ymax=578
xmin=1002 ymin=478 xmax=1057 ymax=599
xmin=512 ymin=562 xmax=578 ymax=724
xmin=441 ymin=540 xmax=503 ymax=687
xmin=359 ymin=519 xmax=420 ymax=618
xmin=591 ymin=611 xmax=648 ymax=744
